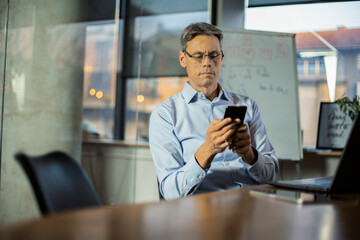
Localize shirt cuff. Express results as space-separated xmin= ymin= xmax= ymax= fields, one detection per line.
xmin=243 ymin=151 xmax=266 ymax=183
xmin=182 ymin=155 xmax=207 ymax=195
xmin=243 ymin=148 xmax=265 ymax=173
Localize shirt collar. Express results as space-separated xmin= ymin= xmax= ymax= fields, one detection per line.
xmin=182 ymin=81 xmax=229 ymax=104
xmin=218 ymin=84 xmax=229 ymax=101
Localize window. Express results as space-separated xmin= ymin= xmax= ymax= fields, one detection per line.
xmin=125 ymin=77 xmax=188 ymax=141
xmin=81 ymin=0 xmax=210 ymax=141
xmin=124 ymin=11 xmax=209 ymax=141
xmin=82 ymin=20 xmax=123 ymax=139
xmin=246 ymin=1 xmax=360 ymax=147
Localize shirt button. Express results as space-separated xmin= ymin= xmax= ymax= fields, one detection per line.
xmin=197 ymin=175 xmax=203 ymax=180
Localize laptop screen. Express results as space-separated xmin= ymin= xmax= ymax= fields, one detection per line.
xmin=330 ymin=111 xmax=360 ymax=193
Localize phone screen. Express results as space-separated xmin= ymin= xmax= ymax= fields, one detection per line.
xmin=224 ymin=106 xmax=247 ymax=123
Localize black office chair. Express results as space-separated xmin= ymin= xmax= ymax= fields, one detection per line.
xmin=15 ymin=151 xmax=102 ymax=215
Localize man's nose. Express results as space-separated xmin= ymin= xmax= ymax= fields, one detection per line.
xmin=202 ymin=55 xmax=212 ymax=65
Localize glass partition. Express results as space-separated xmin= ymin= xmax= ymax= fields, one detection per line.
xmin=124 ymin=0 xmax=210 ymax=204
xmin=0 ymin=0 xmax=91 ymax=223
xmin=0 ymin=0 xmax=7 ymax=162
xmin=0 ymin=0 xmax=238 ymax=224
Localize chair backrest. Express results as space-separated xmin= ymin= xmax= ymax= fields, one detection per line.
xmin=15 ymin=151 xmax=102 ymax=215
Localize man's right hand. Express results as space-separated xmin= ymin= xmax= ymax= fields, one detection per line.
xmin=195 ymin=117 xmax=240 ymax=170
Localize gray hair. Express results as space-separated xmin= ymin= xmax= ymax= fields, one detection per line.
xmin=180 ymin=22 xmax=223 ymax=52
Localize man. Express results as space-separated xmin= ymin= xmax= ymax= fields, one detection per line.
xmin=149 ymin=22 xmax=278 ymax=200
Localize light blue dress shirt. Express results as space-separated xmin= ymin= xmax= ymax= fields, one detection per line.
xmin=149 ymin=81 xmax=279 ymax=199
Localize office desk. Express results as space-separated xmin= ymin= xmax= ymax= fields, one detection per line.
xmin=1 ymin=185 xmax=359 ymax=240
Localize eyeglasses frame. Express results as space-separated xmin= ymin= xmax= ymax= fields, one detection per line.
xmin=183 ymin=50 xmax=224 ymax=63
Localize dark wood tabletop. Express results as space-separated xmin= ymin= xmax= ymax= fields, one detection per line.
xmin=1 ymin=185 xmax=359 ymax=240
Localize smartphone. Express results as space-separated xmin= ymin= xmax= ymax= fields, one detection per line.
xmin=224 ymin=106 xmax=247 ymax=123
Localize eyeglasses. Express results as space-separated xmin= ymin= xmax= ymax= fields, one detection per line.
xmin=183 ymin=50 xmax=224 ymax=63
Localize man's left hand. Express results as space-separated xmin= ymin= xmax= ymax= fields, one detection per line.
xmin=229 ymin=123 xmax=257 ymax=165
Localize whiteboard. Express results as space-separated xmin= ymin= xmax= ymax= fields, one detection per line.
xmin=219 ymin=29 xmax=302 ymax=160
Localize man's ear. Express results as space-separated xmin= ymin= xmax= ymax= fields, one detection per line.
xmin=179 ymin=51 xmax=186 ymax=68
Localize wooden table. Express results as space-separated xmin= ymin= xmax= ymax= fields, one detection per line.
xmin=1 ymin=185 xmax=359 ymax=240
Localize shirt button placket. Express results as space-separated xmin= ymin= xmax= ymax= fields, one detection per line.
xmin=210 ymin=103 xmax=215 ymax=121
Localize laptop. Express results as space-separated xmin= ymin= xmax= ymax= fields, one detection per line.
xmin=269 ymin=111 xmax=360 ymax=194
